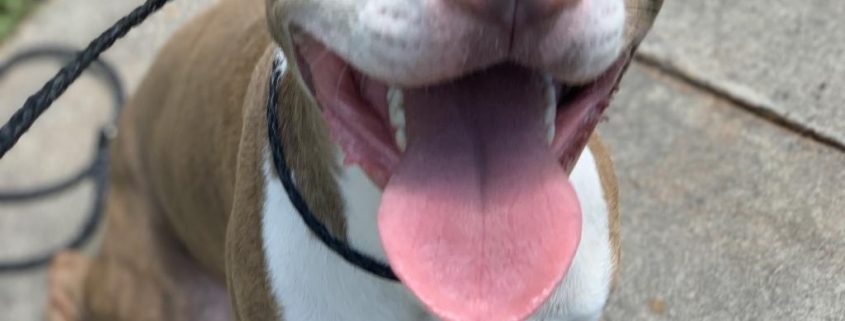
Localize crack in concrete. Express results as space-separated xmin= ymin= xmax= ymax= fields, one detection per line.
xmin=633 ymin=52 xmax=845 ymax=154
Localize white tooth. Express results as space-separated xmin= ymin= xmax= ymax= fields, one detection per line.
xmin=544 ymin=75 xmax=557 ymax=145
xmin=387 ymin=87 xmax=407 ymax=151
xmin=395 ymin=129 xmax=407 ymax=151
xmin=388 ymin=87 xmax=405 ymax=129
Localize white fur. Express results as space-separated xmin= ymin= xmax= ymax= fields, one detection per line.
xmin=262 ymin=146 xmax=612 ymax=321
xmin=528 ymin=150 xmax=613 ymax=321
xmin=278 ymin=0 xmax=626 ymax=86
xmin=262 ymin=152 xmax=428 ymax=321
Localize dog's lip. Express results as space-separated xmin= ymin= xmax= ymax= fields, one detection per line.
xmin=551 ymin=53 xmax=630 ymax=173
xmin=289 ymin=26 xmax=619 ymax=89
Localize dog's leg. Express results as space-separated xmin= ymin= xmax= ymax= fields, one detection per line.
xmin=45 ymin=174 xmax=233 ymax=321
xmin=46 ymin=251 xmax=90 ymax=321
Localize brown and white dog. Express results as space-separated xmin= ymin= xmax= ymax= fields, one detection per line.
xmin=46 ymin=0 xmax=661 ymax=320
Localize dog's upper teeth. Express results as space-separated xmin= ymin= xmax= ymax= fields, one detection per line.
xmin=544 ymin=75 xmax=557 ymax=145
xmin=388 ymin=87 xmax=407 ymax=151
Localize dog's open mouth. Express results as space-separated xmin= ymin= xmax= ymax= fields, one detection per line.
xmin=293 ymin=31 xmax=629 ymax=321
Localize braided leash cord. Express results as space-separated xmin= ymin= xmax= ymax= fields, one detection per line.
xmin=0 ymin=0 xmax=171 ymax=271
xmin=0 ymin=47 xmax=124 ymax=272
xmin=0 ymin=46 xmax=124 ymax=201
xmin=0 ymin=0 xmax=399 ymax=280
xmin=0 ymin=0 xmax=172 ymax=159
xmin=0 ymin=132 xmax=110 ymax=272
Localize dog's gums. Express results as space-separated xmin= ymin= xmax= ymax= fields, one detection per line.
xmin=293 ymin=30 xmax=630 ymax=321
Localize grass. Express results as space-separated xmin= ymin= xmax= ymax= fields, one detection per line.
xmin=0 ymin=0 xmax=37 ymax=41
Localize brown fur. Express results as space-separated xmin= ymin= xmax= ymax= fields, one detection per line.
xmin=45 ymin=0 xmax=643 ymax=319
xmin=589 ymin=135 xmax=621 ymax=291
xmin=225 ymin=46 xmax=282 ymax=321
xmin=53 ymin=1 xmax=350 ymax=319
xmin=65 ymin=2 xmax=276 ymax=320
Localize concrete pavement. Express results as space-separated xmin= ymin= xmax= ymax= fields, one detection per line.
xmin=603 ymin=65 xmax=845 ymax=321
xmin=0 ymin=1 xmax=217 ymax=320
xmin=1 ymin=0 xmax=843 ymax=320
xmin=638 ymin=0 xmax=845 ymax=147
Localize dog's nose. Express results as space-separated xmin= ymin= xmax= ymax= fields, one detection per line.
xmin=452 ymin=0 xmax=580 ymax=28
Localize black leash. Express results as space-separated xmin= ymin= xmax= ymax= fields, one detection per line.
xmin=0 ymin=47 xmax=124 ymax=272
xmin=0 ymin=46 xmax=124 ymax=201
xmin=0 ymin=0 xmax=171 ymax=159
xmin=0 ymin=0 xmax=172 ymax=271
xmin=0 ymin=47 xmax=123 ymax=272
xmin=0 ymin=0 xmax=393 ymax=280
xmin=267 ymin=54 xmax=400 ymax=281
xmin=0 ymin=134 xmax=111 ymax=272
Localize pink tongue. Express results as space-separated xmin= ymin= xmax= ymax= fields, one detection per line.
xmin=378 ymin=65 xmax=582 ymax=321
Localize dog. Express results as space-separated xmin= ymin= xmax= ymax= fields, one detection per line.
xmin=45 ymin=0 xmax=661 ymax=320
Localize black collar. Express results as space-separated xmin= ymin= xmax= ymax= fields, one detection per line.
xmin=266 ymin=53 xmax=399 ymax=281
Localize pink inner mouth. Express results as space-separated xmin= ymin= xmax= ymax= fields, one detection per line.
xmin=296 ymin=33 xmax=628 ymax=321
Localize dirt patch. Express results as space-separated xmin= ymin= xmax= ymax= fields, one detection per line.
xmin=0 ymin=0 xmax=39 ymax=41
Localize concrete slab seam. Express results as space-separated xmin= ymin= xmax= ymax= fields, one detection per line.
xmin=634 ymin=50 xmax=845 ymax=153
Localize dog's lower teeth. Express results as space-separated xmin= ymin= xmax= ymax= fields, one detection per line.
xmin=388 ymin=87 xmax=407 ymax=151
xmin=395 ymin=130 xmax=407 ymax=151
xmin=544 ymin=76 xmax=557 ymax=145
xmin=387 ymin=80 xmax=555 ymax=151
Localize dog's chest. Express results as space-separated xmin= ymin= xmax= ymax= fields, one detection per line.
xmin=260 ymin=149 xmax=612 ymax=321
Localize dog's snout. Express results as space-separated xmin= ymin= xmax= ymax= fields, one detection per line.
xmin=451 ymin=0 xmax=580 ymax=29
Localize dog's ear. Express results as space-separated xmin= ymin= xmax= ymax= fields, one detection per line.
xmin=625 ymin=0 xmax=663 ymax=47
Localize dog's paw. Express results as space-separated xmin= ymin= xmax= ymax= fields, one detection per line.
xmin=46 ymin=252 xmax=90 ymax=321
